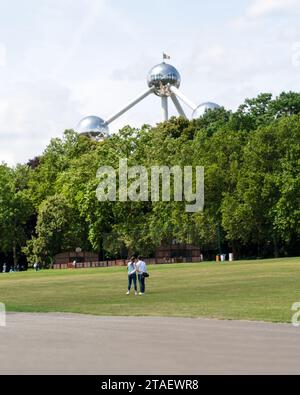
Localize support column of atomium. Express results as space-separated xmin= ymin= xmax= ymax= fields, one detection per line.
xmin=170 ymin=92 xmax=187 ymax=119
xmin=170 ymin=86 xmax=197 ymax=111
xmin=104 ymin=87 xmax=155 ymax=126
xmin=161 ymin=97 xmax=169 ymax=121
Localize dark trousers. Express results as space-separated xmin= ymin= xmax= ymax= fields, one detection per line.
xmin=128 ymin=274 xmax=137 ymax=291
xmin=138 ymin=274 xmax=145 ymax=294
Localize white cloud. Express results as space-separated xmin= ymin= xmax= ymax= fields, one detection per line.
xmin=0 ymin=81 xmax=81 ymax=164
xmin=49 ymin=0 xmax=108 ymax=80
xmin=247 ymin=0 xmax=299 ymax=18
xmin=292 ymin=42 xmax=300 ymax=67
xmin=0 ymin=43 xmax=6 ymax=68
xmin=231 ymin=0 xmax=300 ymax=28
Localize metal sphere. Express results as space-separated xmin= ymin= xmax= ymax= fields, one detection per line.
xmin=147 ymin=62 xmax=181 ymax=96
xmin=192 ymin=102 xmax=221 ymax=119
xmin=77 ymin=116 xmax=109 ymax=140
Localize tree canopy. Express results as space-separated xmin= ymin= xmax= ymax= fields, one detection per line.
xmin=1 ymin=92 xmax=299 ymax=267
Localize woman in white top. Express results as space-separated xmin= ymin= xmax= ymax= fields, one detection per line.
xmin=126 ymin=256 xmax=138 ymax=296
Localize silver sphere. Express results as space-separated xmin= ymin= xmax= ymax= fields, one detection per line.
xmin=192 ymin=102 xmax=221 ymax=119
xmin=147 ymin=62 xmax=181 ymax=96
xmin=77 ymin=116 xmax=109 ymax=140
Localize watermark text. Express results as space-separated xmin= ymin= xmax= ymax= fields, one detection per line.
xmin=292 ymin=302 xmax=300 ymax=327
xmin=96 ymin=159 xmax=205 ymax=213
xmin=0 ymin=303 xmax=6 ymax=327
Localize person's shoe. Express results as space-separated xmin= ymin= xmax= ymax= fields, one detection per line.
xmin=139 ymin=292 xmax=145 ymax=296
xmin=135 ymin=291 xmax=138 ymax=296
xmin=126 ymin=291 xmax=130 ymax=295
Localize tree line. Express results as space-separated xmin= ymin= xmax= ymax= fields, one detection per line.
xmin=0 ymin=92 xmax=299 ymax=268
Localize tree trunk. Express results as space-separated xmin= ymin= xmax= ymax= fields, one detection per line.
xmin=232 ymin=243 xmax=239 ymax=260
xmin=13 ymin=239 xmax=17 ymax=269
xmin=273 ymin=235 xmax=279 ymax=258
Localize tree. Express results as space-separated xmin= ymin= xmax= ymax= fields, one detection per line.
xmin=24 ymin=195 xmax=82 ymax=266
xmin=2 ymin=91 xmax=300 ymax=262
xmin=0 ymin=164 xmax=33 ymax=267
xmin=222 ymin=114 xmax=300 ymax=257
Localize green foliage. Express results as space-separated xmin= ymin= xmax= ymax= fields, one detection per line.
xmin=0 ymin=164 xmax=33 ymax=265
xmin=0 ymin=92 xmax=300 ymax=263
xmin=222 ymin=115 xmax=300 ymax=255
xmin=25 ymin=194 xmax=85 ymax=266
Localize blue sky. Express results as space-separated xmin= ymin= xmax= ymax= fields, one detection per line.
xmin=1 ymin=0 xmax=300 ymax=165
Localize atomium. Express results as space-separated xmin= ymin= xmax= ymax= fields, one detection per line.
xmin=76 ymin=54 xmax=223 ymax=138
xmin=192 ymin=102 xmax=221 ymax=119
xmin=77 ymin=116 xmax=109 ymax=141
xmin=147 ymin=62 xmax=181 ymax=96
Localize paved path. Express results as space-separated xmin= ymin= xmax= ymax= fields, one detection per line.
xmin=0 ymin=313 xmax=300 ymax=375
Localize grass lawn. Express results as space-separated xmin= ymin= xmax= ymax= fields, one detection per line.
xmin=0 ymin=258 xmax=299 ymax=323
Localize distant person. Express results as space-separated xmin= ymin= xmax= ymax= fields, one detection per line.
xmin=33 ymin=263 xmax=40 ymax=272
xmin=136 ymin=256 xmax=149 ymax=295
xmin=2 ymin=263 xmax=6 ymax=273
xmin=126 ymin=256 xmax=138 ymax=296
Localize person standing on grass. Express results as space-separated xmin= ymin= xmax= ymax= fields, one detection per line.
xmin=126 ymin=256 xmax=138 ymax=296
xmin=33 ymin=262 xmax=40 ymax=272
xmin=136 ymin=256 xmax=148 ymax=295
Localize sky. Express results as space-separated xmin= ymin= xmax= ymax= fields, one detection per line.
xmin=1 ymin=0 xmax=300 ymax=165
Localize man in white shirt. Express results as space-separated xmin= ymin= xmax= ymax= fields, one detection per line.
xmin=136 ymin=256 xmax=148 ymax=295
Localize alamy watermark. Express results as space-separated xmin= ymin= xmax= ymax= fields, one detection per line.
xmin=0 ymin=303 xmax=6 ymax=327
xmin=0 ymin=43 xmax=7 ymax=67
xmin=96 ymin=159 xmax=205 ymax=213
xmin=292 ymin=303 xmax=300 ymax=327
